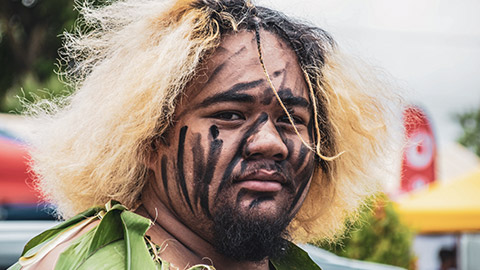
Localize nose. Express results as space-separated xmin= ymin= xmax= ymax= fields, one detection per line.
xmin=244 ymin=120 xmax=289 ymax=161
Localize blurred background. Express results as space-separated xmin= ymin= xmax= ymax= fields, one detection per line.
xmin=0 ymin=0 xmax=479 ymax=269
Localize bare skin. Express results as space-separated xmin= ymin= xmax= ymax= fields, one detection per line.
xmin=138 ymin=30 xmax=315 ymax=269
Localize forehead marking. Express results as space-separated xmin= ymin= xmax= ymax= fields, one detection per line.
xmin=205 ymin=45 xmax=247 ymax=86
xmin=279 ymin=63 xmax=290 ymax=89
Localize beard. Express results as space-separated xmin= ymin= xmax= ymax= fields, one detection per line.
xmin=211 ymin=200 xmax=292 ymax=262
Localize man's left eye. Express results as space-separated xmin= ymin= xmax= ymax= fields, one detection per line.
xmin=278 ymin=115 xmax=305 ymax=125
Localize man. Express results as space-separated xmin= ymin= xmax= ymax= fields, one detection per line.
xmin=10 ymin=0 xmax=399 ymax=269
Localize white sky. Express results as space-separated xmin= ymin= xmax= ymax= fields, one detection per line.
xmin=258 ymin=0 xmax=480 ymax=144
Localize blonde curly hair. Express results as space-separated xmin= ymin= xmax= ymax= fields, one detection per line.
xmin=27 ymin=0 xmax=402 ymax=243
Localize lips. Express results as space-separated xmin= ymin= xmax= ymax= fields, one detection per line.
xmin=235 ymin=169 xmax=286 ymax=192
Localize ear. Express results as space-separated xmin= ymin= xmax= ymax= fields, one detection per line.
xmin=145 ymin=138 xmax=160 ymax=170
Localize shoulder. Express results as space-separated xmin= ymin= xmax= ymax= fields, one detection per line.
xmin=25 ymin=218 xmax=100 ymax=269
xmin=9 ymin=201 xmax=153 ymax=269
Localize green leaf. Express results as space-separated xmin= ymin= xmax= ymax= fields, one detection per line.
xmin=88 ymin=208 xmax=124 ymax=254
xmin=76 ymin=240 xmax=126 ymax=270
xmin=120 ymin=209 xmax=157 ymax=270
xmin=55 ymin=206 xmax=125 ymax=269
xmin=6 ymin=262 xmax=22 ymax=270
xmin=55 ymin=201 xmax=158 ymax=269
xmin=270 ymin=242 xmax=322 ymax=270
xmin=21 ymin=206 xmax=102 ymax=256
xmin=54 ymin=224 xmax=98 ymax=269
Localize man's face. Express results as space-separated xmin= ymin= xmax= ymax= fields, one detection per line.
xmin=149 ymin=30 xmax=315 ymax=260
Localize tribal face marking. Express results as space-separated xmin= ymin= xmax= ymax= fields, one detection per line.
xmin=148 ymin=30 xmax=316 ymax=234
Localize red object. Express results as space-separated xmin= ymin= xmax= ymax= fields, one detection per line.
xmin=0 ymin=136 xmax=40 ymax=204
xmin=401 ymin=106 xmax=437 ymax=193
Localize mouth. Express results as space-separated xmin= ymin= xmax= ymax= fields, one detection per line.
xmin=234 ymin=169 xmax=286 ymax=193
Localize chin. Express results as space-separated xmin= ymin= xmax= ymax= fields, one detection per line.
xmin=235 ymin=196 xmax=292 ymax=221
xmin=211 ymin=197 xmax=292 ymax=262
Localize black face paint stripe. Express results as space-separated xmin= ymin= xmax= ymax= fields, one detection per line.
xmin=176 ymin=78 xmax=263 ymax=119
xmin=249 ymin=196 xmax=273 ymax=209
xmin=205 ymin=62 xmax=226 ymax=86
xmin=240 ymin=159 xmax=248 ymax=175
xmin=307 ymin=117 xmax=315 ymax=143
xmin=205 ymin=46 xmax=247 ymax=86
xmin=273 ymin=68 xmax=285 ymax=78
xmin=230 ymin=46 xmax=247 ymax=57
xmin=288 ymin=157 xmax=315 ymax=213
xmin=161 ymin=155 xmax=169 ymax=193
xmin=293 ymin=144 xmax=309 ymax=171
xmin=210 ymin=125 xmax=219 ymax=140
xmin=225 ymin=79 xmax=264 ymax=93
xmin=216 ymin=112 xmax=269 ymax=197
xmin=260 ymin=87 xmax=274 ymax=105
xmin=288 ymin=177 xmax=310 ymax=213
xmin=197 ymin=78 xmax=265 ymax=109
xmin=283 ymin=138 xmax=294 ymax=161
xmin=199 ymin=137 xmax=223 ymax=218
xmin=177 ymin=126 xmax=194 ymax=213
xmin=148 ymin=155 xmax=174 ymax=211
xmin=279 ymin=64 xmax=289 ymax=89
xmin=198 ymin=92 xmax=255 ymax=108
xmin=192 ymin=133 xmax=205 ymax=207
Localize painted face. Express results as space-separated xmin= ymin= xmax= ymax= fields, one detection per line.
xmin=149 ymin=30 xmax=315 ymax=241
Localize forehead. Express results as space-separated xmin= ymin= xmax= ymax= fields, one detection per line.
xmin=183 ymin=30 xmax=308 ymax=103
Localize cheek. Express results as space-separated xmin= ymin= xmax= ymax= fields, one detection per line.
xmin=188 ymin=125 xmax=227 ymax=217
xmin=147 ymin=149 xmax=181 ymax=215
xmin=286 ymin=145 xmax=315 ymax=213
xmin=151 ymin=125 xmax=199 ymax=216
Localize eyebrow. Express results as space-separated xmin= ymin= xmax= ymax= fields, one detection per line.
xmin=198 ymin=79 xmax=263 ymax=108
xmin=197 ymin=83 xmax=310 ymax=110
xmin=277 ymin=89 xmax=310 ymax=108
xmin=198 ymin=92 xmax=254 ymax=108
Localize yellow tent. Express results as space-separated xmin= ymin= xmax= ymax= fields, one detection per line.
xmin=396 ymin=168 xmax=480 ymax=233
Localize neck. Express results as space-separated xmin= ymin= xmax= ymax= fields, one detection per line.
xmin=136 ymin=184 xmax=271 ymax=270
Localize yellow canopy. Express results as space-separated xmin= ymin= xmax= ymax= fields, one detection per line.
xmin=396 ymin=168 xmax=480 ymax=233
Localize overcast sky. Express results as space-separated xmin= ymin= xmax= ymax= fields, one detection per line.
xmin=258 ymin=0 xmax=480 ymax=144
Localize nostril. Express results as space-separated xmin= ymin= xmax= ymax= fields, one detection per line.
xmin=243 ymin=138 xmax=288 ymax=161
xmin=247 ymin=153 xmax=263 ymax=160
xmin=243 ymin=120 xmax=289 ymax=160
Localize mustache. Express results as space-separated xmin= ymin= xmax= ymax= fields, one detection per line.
xmin=231 ymin=160 xmax=295 ymax=189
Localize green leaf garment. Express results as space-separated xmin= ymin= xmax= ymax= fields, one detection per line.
xmin=9 ymin=201 xmax=321 ymax=270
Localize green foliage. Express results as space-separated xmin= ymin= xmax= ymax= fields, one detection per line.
xmin=315 ymin=195 xmax=414 ymax=269
xmin=455 ymin=107 xmax=480 ymax=157
xmin=0 ymin=0 xmax=77 ymax=113
xmin=272 ymin=242 xmax=322 ymax=270
xmin=2 ymin=72 xmax=71 ymax=113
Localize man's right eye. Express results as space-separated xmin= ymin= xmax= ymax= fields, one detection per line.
xmin=212 ymin=111 xmax=245 ymax=121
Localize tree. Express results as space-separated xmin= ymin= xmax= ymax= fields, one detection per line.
xmin=0 ymin=0 xmax=76 ymax=112
xmin=315 ymin=194 xmax=415 ymax=269
xmin=455 ymin=106 xmax=480 ymax=157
